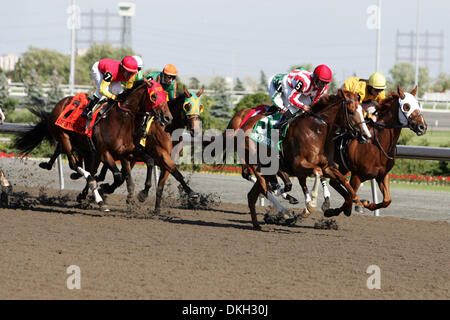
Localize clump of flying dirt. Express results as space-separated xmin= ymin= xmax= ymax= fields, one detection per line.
xmin=263 ymin=206 xmax=301 ymax=226
xmin=36 ymin=187 xmax=71 ymax=206
xmin=314 ymin=218 xmax=339 ymax=230
xmin=7 ymin=191 xmax=37 ymax=210
xmin=175 ymin=173 xmax=220 ymax=210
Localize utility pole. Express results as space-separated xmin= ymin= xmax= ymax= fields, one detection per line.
xmin=414 ymin=0 xmax=420 ymax=93
xmin=376 ymin=0 xmax=381 ymax=71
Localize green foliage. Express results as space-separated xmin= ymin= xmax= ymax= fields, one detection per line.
xmin=233 ymin=78 xmax=245 ymax=91
xmin=7 ymin=109 xmax=39 ymax=123
xmin=188 ymin=77 xmax=201 ymax=90
xmin=1 ymin=98 xmax=19 ymax=114
xmin=233 ymin=93 xmax=271 ymax=115
xmin=432 ymin=73 xmax=450 ymax=92
xmin=199 ymin=95 xmax=228 ymax=131
xmin=257 ymin=70 xmax=267 ymax=92
xmin=0 ymin=74 xmax=18 ymax=113
xmin=388 ymin=62 xmax=431 ymax=96
xmin=208 ymin=77 xmax=232 ymax=122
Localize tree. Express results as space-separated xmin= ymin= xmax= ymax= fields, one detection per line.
xmin=433 ymin=73 xmax=450 ymax=92
xmin=188 ymin=77 xmax=201 ymax=90
xmin=208 ymin=76 xmax=232 ymax=121
xmin=0 ymin=74 xmax=18 ymax=114
xmin=257 ymin=70 xmax=267 ymax=92
xmin=388 ymin=62 xmax=431 ymax=96
xmin=23 ymin=69 xmax=47 ymax=109
xmin=47 ymin=70 xmax=65 ymax=106
xmin=199 ymin=95 xmax=227 ymax=131
xmin=233 ymin=93 xmax=271 ymax=115
xmin=233 ymin=77 xmax=245 ymax=91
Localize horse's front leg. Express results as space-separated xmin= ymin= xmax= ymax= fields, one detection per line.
xmin=323 ymin=166 xmax=360 ymax=217
xmin=362 ymin=174 xmax=392 ymax=211
xmin=277 ymin=170 xmax=299 ymax=205
xmin=99 ymin=152 xmax=124 ymax=194
xmin=138 ymin=152 xmax=155 ymax=203
xmin=120 ymin=159 xmax=135 ymax=204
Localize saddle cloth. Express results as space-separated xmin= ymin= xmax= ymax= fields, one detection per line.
xmin=55 ymin=93 xmax=105 ymax=138
xmin=249 ymin=112 xmax=285 ymax=151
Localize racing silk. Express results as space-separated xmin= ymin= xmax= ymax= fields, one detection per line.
xmin=97 ymin=59 xmax=136 ymax=100
xmin=342 ymin=77 xmax=386 ymax=104
xmin=285 ymin=69 xmax=328 ymax=110
xmin=145 ymin=71 xmax=177 ymax=100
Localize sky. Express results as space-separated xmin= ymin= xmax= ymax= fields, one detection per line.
xmin=1 ymin=0 xmax=449 ymax=85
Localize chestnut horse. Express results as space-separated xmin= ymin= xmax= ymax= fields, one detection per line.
xmin=13 ymin=79 xmax=172 ymax=211
xmin=327 ymin=86 xmax=427 ymax=215
xmin=225 ymin=106 xmax=299 ymax=204
xmin=231 ymin=90 xmax=372 ymax=229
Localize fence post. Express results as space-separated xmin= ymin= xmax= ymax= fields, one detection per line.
xmin=370 ymin=178 xmax=379 ymax=216
xmin=57 ymin=155 xmax=64 ymax=190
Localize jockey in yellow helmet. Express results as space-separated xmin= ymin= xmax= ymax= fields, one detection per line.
xmin=342 ymin=72 xmax=387 ymax=122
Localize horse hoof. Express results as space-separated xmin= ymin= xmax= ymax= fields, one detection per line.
xmin=300 ymin=207 xmax=311 ymax=218
xmin=70 ymin=172 xmax=82 ymax=180
xmin=287 ymin=195 xmax=299 ymax=205
xmin=324 ymin=209 xmax=339 ymax=218
xmin=355 ymin=205 xmax=364 ymax=214
xmin=39 ymin=162 xmax=51 ymax=170
xmin=1 ymin=191 xmax=9 ymax=207
xmin=321 ymin=198 xmax=331 ymax=212
xmin=137 ymin=191 xmax=148 ymax=203
xmin=343 ymin=207 xmax=352 ymax=217
xmin=99 ymin=202 xmax=110 ymax=212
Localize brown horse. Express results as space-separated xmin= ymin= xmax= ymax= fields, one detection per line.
xmin=95 ymin=86 xmax=204 ymax=213
xmin=224 ymin=105 xmax=299 ymax=204
xmin=230 ymin=89 xmax=372 ymax=229
xmin=13 ymin=79 xmax=172 ymax=210
xmin=327 ymin=86 xmax=427 ymax=214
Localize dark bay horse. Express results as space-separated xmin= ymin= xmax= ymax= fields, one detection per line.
xmin=231 ymin=89 xmax=372 ymax=229
xmin=96 ymin=87 xmax=204 ymax=213
xmin=13 ymin=79 xmax=172 ymax=210
xmin=327 ymin=86 xmax=427 ymax=214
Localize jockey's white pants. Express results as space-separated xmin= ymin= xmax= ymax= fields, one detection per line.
xmin=91 ymin=62 xmax=124 ymax=99
xmin=267 ymin=74 xmax=312 ymax=115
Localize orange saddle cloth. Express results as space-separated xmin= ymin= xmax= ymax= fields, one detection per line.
xmin=55 ymin=93 xmax=104 ymax=138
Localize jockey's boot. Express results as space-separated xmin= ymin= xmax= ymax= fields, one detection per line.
xmin=81 ymin=96 xmax=100 ymax=119
xmin=273 ymin=109 xmax=295 ymax=130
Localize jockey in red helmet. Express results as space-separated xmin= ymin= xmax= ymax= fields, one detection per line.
xmin=81 ymin=56 xmax=138 ymax=118
xmin=268 ymin=64 xmax=333 ymax=130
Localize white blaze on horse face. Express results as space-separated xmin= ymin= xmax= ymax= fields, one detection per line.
xmin=356 ymin=104 xmax=372 ymax=139
xmin=398 ymin=92 xmax=422 ymax=126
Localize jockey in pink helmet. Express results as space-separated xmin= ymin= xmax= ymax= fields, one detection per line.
xmin=82 ymin=56 xmax=138 ymax=118
xmin=268 ymin=64 xmax=333 ymax=129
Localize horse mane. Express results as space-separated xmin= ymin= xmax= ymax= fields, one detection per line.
xmin=378 ymin=91 xmax=399 ymax=115
xmin=311 ymin=92 xmax=343 ymax=113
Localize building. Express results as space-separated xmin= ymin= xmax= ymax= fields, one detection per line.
xmin=0 ymin=54 xmax=19 ymax=72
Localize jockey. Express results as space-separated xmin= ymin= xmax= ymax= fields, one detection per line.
xmin=81 ymin=56 xmax=138 ymax=118
xmin=132 ymin=55 xmax=145 ymax=81
xmin=268 ymin=64 xmax=333 ymax=129
xmin=342 ymin=71 xmax=387 ymax=122
xmin=145 ymin=64 xmax=178 ymax=101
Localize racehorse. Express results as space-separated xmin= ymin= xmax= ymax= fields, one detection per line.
xmin=231 ymin=89 xmax=372 ymax=229
xmin=95 ymin=86 xmax=204 ymax=213
xmin=224 ymin=106 xmax=299 ymax=204
xmin=327 ymin=86 xmax=427 ymax=214
xmin=13 ymin=79 xmax=172 ymax=211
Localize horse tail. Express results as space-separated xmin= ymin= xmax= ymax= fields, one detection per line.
xmin=13 ymin=107 xmax=53 ymax=155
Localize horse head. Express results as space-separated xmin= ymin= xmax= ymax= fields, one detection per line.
xmin=143 ymin=78 xmax=173 ymax=127
xmin=397 ymin=86 xmax=427 ymax=136
xmin=182 ymin=86 xmax=204 ymax=136
xmin=338 ymin=90 xmax=372 ymax=143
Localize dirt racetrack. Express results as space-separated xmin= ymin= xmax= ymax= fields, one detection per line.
xmin=0 ymin=183 xmax=448 ymax=300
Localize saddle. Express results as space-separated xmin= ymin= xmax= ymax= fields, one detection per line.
xmin=55 ymin=94 xmax=111 ymax=138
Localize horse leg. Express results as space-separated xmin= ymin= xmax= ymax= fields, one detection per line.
xmin=247 ymin=180 xmax=263 ymax=230
xmin=120 ymin=159 xmax=135 ymax=204
xmin=154 ymin=168 xmax=170 ymax=214
xmin=39 ymin=143 xmax=62 ymax=170
xmin=138 ymin=153 xmax=155 ymax=203
xmin=320 ymin=177 xmax=332 ymax=211
xmin=277 ymin=170 xmax=299 ymax=205
xmin=95 ymin=164 xmax=109 ymax=182
xmin=76 ymin=166 xmax=109 ymax=212
xmin=99 ymin=153 xmax=124 ymax=194
xmin=362 ymin=174 xmax=392 ymax=211
xmin=0 ymin=169 xmax=12 ymax=207
xmin=323 ymin=167 xmax=361 ymax=217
